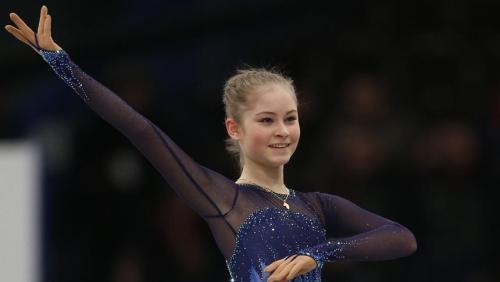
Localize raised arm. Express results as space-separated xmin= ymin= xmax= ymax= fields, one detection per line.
xmin=5 ymin=6 xmax=237 ymax=218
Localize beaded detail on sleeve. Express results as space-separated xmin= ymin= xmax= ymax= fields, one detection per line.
xmin=39 ymin=49 xmax=90 ymax=102
xmin=298 ymin=240 xmax=348 ymax=267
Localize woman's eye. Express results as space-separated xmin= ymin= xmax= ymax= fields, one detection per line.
xmin=259 ymin=118 xmax=273 ymax=123
xmin=286 ymin=116 xmax=298 ymax=122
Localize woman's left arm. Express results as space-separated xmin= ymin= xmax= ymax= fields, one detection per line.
xmin=265 ymin=193 xmax=417 ymax=281
xmin=300 ymin=193 xmax=417 ymax=266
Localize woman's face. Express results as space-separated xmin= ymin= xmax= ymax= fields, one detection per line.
xmin=237 ymin=83 xmax=300 ymax=168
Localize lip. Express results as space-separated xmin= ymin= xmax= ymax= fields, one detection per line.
xmin=268 ymin=143 xmax=291 ymax=149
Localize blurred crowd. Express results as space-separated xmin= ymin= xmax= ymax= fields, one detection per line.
xmin=1 ymin=0 xmax=498 ymax=281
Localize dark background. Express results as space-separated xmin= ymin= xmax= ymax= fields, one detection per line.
xmin=1 ymin=1 xmax=499 ymax=281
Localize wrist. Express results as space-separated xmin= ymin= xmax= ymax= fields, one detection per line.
xmin=297 ymin=252 xmax=323 ymax=269
xmin=39 ymin=48 xmax=66 ymax=63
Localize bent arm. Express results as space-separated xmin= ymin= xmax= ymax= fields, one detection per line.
xmin=299 ymin=193 xmax=417 ymax=267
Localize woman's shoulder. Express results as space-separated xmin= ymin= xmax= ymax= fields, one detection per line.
xmin=295 ymin=189 xmax=355 ymax=212
xmin=294 ymin=188 xmax=339 ymax=200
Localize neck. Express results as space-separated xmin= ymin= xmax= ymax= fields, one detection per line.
xmin=237 ymin=159 xmax=286 ymax=193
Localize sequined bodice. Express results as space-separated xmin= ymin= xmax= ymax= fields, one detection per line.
xmin=38 ymin=49 xmax=416 ymax=282
xmin=227 ymin=207 xmax=325 ymax=281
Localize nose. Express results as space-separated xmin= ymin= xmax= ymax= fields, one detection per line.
xmin=275 ymin=121 xmax=289 ymax=138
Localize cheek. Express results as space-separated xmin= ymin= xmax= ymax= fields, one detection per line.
xmin=244 ymin=126 xmax=272 ymax=151
xmin=249 ymin=129 xmax=271 ymax=148
xmin=291 ymin=124 xmax=301 ymax=141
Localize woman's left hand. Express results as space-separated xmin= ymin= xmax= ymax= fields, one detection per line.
xmin=264 ymin=254 xmax=317 ymax=282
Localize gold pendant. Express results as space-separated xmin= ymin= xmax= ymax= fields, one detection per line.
xmin=283 ymin=202 xmax=290 ymax=210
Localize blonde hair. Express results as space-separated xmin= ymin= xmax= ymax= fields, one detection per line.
xmin=222 ymin=67 xmax=297 ymax=170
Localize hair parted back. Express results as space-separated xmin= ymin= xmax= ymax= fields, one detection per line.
xmin=222 ymin=67 xmax=298 ymax=170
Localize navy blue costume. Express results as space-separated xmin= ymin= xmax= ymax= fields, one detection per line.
xmin=40 ymin=49 xmax=416 ymax=282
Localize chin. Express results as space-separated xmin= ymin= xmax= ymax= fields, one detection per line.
xmin=265 ymin=155 xmax=293 ymax=167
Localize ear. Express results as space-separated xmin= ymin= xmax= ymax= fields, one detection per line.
xmin=225 ymin=118 xmax=241 ymax=140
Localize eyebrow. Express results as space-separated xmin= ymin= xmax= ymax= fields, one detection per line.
xmin=255 ymin=110 xmax=298 ymax=116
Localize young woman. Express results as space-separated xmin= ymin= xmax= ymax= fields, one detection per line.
xmin=5 ymin=6 xmax=417 ymax=282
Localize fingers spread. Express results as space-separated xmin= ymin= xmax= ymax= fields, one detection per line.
xmin=37 ymin=5 xmax=47 ymax=35
xmin=5 ymin=25 xmax=30 ymax=45
xmin=9 ymin=12 xmax=35 ymax=38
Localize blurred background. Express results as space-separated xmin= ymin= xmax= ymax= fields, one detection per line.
xmin=1 ymin=0 xmax=499 ymax=281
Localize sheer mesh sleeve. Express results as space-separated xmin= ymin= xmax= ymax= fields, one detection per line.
xmin=40 ymin=49 xmax=237 ymax=218
xmin=298 ymin=193 xmax=417 ymax=267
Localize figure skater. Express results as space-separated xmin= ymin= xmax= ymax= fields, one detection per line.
xmin=5 ymin=6 xmax=417 ymax=282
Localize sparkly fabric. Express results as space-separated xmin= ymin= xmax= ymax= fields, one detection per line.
xmin=42 ymin=50 xmax=417 ymax=281
xmin=40 ymin=49 xmax=89 ymax=101
xmin=227 ymin=207 xmax=324 ymax=281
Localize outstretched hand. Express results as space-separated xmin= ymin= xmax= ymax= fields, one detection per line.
xmin=5 ymin=5 xmax=61 ymax=52
xmin=264 ymin=254 xmax=317 ymax=282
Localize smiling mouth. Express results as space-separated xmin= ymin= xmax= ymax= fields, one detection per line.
xmin=268 ymin=143 xmax=290 ymax=148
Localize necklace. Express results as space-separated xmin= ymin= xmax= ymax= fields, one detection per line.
xmin=237 ymin=178 xmax=291 ymax=210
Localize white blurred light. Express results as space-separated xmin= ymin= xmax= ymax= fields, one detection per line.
xmin=0 ymin=141 xmax=41 ymax=282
